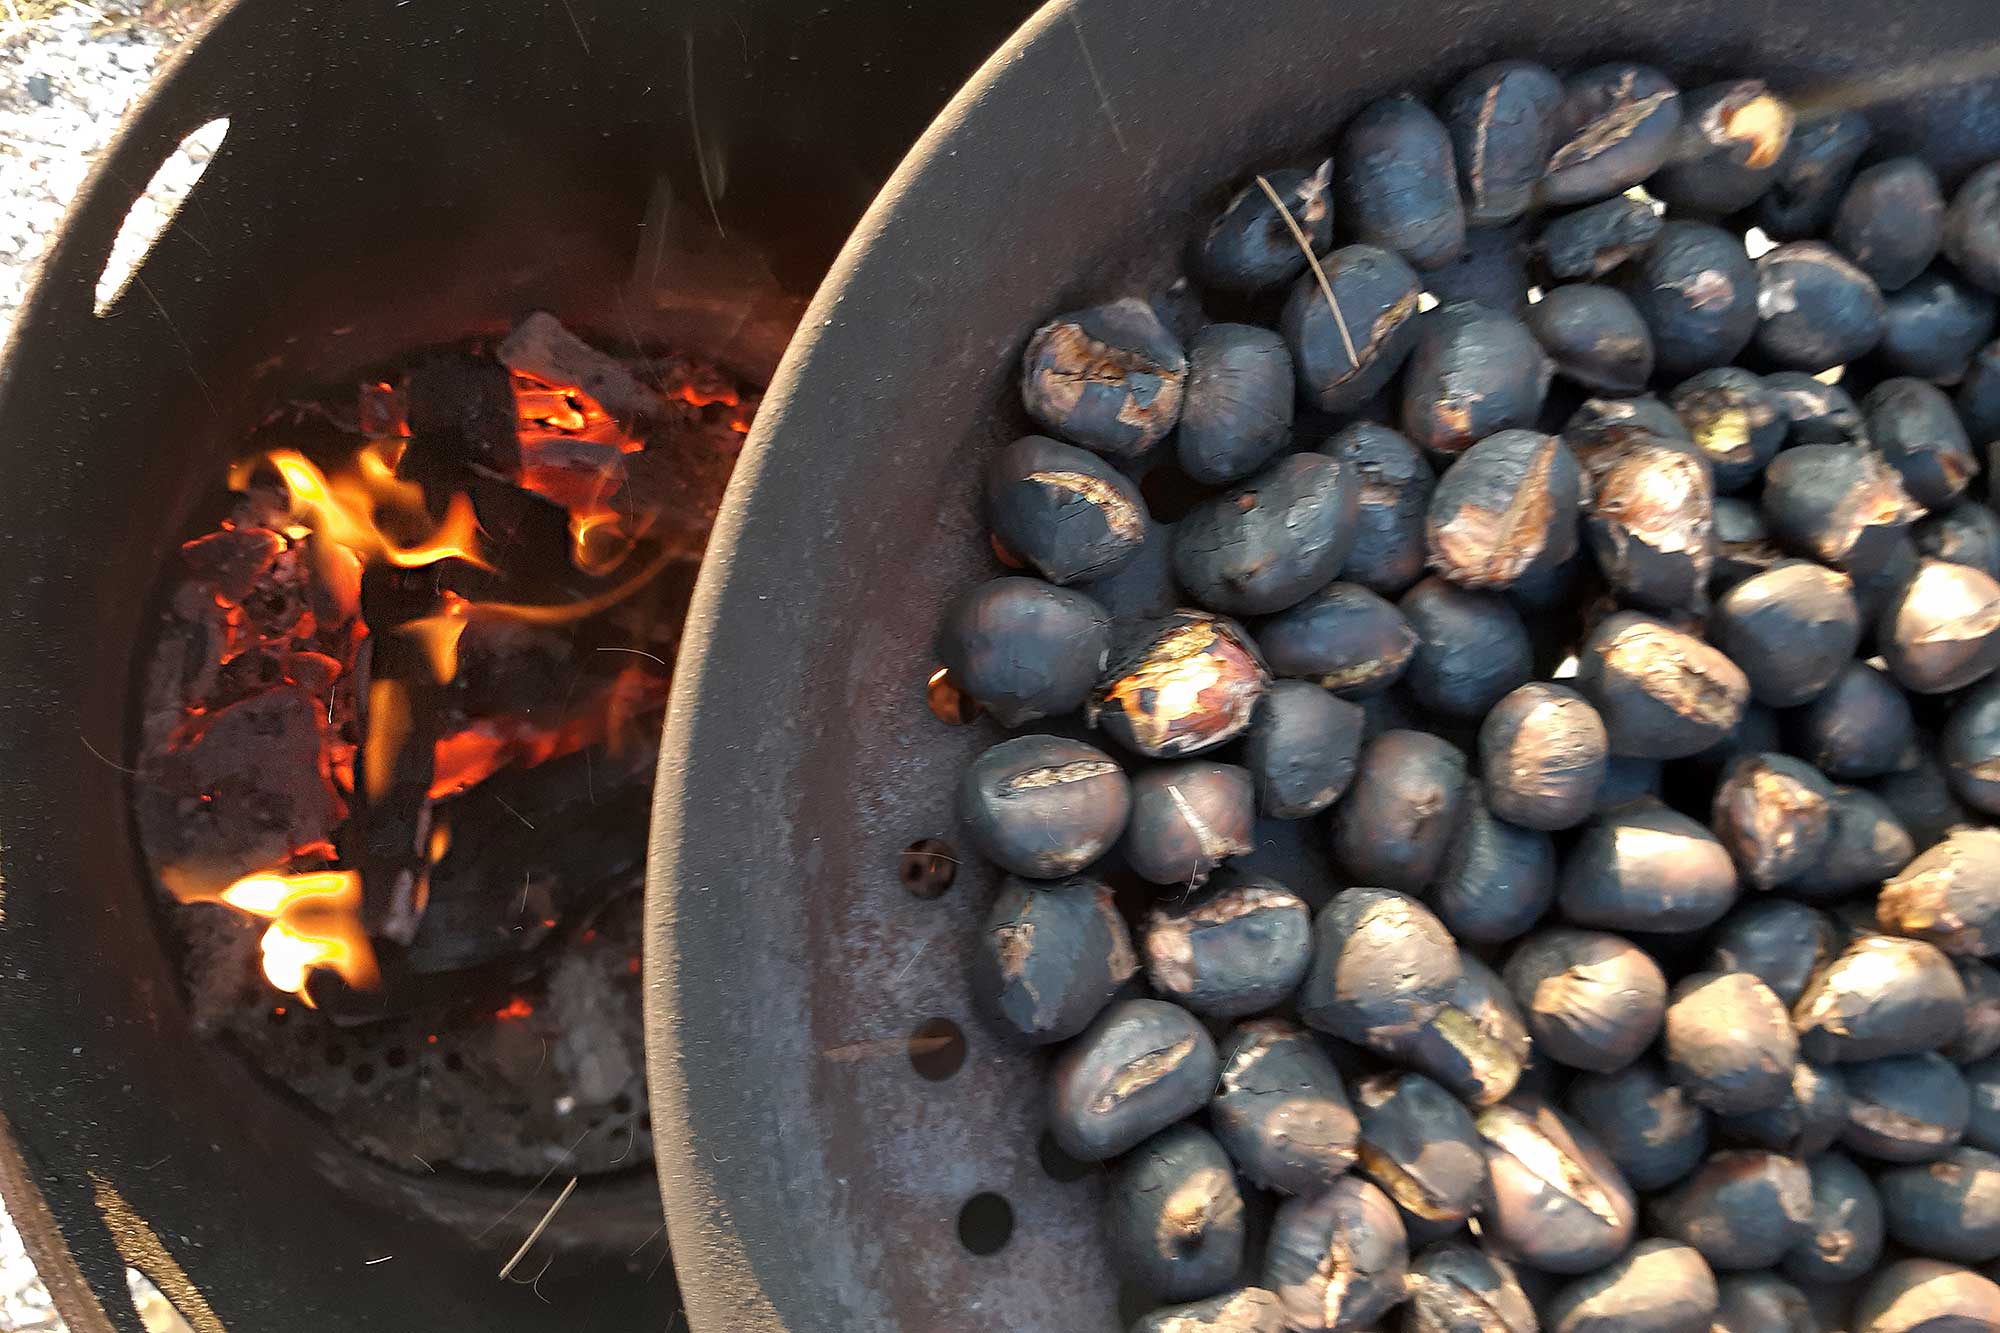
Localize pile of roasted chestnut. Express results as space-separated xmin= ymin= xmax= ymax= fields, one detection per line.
xmin=938 ymin=55 xmax=2000 ymax=1333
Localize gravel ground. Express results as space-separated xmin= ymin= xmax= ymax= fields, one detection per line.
xmin=2 ymin=9 xmax=201 ymax=1327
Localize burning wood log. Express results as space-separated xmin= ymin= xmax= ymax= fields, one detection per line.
xmin=498 ymin=311 xmax=666 ymax=427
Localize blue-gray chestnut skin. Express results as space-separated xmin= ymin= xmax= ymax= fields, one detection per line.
xmin=1196 ymin=160 xmax=1333 ymax=295
xmin=1782 ymin=1152 xmax=1884 ymax=1285
xmin=1713 ymin=562 xmax=1861 ymax=707
xmin=1021 ymin=298 xmax=1186 ymax=462
xmin=936 ymin=577 xmax=1110 ymax=726
xmin=1400 ymin=577 xmax=1533 ymax=722
xmin=1173 ymin=453 xmax=1358 ymax=616
xmin=1404 ymin=1242 xmax=1535 ymax=1333
xmin=1564 ymin=1059 xmax=1710 ymax=1192
xmin=1047 ymin=999 xmax=1219 ymax=1162
xmin=1789 ymin=662 xmax=1919 ymax=780
xmin=1917 ymin=503 xmax=2000 ymax=582
xmin=1426 ymin=429 xmax=1583 ymax=591
xmin=1664 ymin=972 xmax=1799 ymax=1115
xmin=973 ymin=874 xmax=1136 ymax=1045
xmin=1967 ymin=1057 xmax=2000 ymax=1152
xmin=1544 ymin=1238 xmax=1719 ymax=1333
xmin=1338 ymin=95 xmax=1466 ymax=271
xmin=1129 ymin=1287 xmax=1285 ymax=1333
xmin=1649 ymin=1150 xmax=1814 ymax=1271
xmin=1325 ymin=423 xmax=1435 ymax=598
xmin=1575 ymin=612 xmax=1750 ymax=759
xmin=1651 ymin=80 xmax=1795 ymax=217
xmin=1879 ymin=828 xmax=2000 ymax=956
xmin=960 ymin=734 xmax=1131 ymax=879
xmin=1947 ymin=164 xmax=2000 ymax=295
xmin=1177 ymin=324 xmax=1296 ymax=486
xmin=985 ymin=436 xmax=1148 ymax=586
xmin=1104 ymin=1123 xmax=1246 ymax=1302
xmin=1878 ymin=560 xmax=2000 ymax=695
xmin=1537 ymin=195 xmax=1663 ymax=282
xmin=1561 ymin=800 xmax=1737 ymax=932
xmin=1443 ymin=60 xmax=1563 ymax=226
xmin=1833 ymin=157 xmax=1946 ymax=293
xmin=1867 ymin=378 xmax=1980 ymax=509
xmin=1400 ymin=302 xmax=1552 ymax=459
xmin=1719 ymin=1060 xmax=1848 ymax=1158
xmin=1143 ymin=876 xmax=1312 ymax=1020
xmin=1210 ymin=1018 xmax=1358 ymax=1195
xmin=1298 ymin=887 xmax=1461 ymax=1052
xmin=1380 ymin=957 xmax=1531 ymax=1109
xmin=1755 ymin=109 xmax=1873 ymax=240
xmin=1121 ymin=761 xmax=1256 ymax=887
xmin=1794 ymin=934 xmax=1968 ymax=1064
xmin=1478 ymin=682 xmax=1607 ymax=832
xmin=1945 ymin=680 xmax=2000 ymax=814
xmin=1765 ymin=371 xmax=1870 ymax=447
xmin=1281 ymin=244 xmax=1423 ymax=414
xmin=1627 ymin=221 xmax=1758 ymax=379
xmin=1352 ymin=1071 xmax=1487 ymax=1224
xmin=1880 ymin=267 xmax=1998 ymax=383
xmin=1669 ymin=368 xmax=1786 ymax=494
xmin=1807 ymin=787 xmax=1919 ymax=896
xmin=1840 ymin=1053 xmax=1970 ymax=1163
xmin=1083 ymin=512 xmax=1182 ymax=623
xmin=1595 ymin=755 xmax=1663 ymax=810
xmin=1431 ymin=784 xmax=1556 ymax=945
xmin=1330 ymin=730 xmax=1469 ymax=893
xmin=1761 ymin=445 xmax=1922 ymax=577
xmin=1755 ymin=241 xmax=1887 ymax=372
xmin=1474 ymin=1097 xmax=1638 ymax=1273
xmin=1539 ymin=63 xmax=1683 ymax=207
xmin=1255 ymin=581 xmax=1416 ymax=697
xmin=1947 ymin=956 xmax=2000 ymax=1063
xmin=1880 ymin=1146 xmax=2000 ymax=1263
xmin=1853 ymin=1260 xmax=2000 ymax=1333
xmin=1706 ymin=898 xmax=1839 ymax=1008
xmin=1263 ymin=1178 xmax=1408 ymax=1332
xmin=1580 ymin=432 xmax=1716 ymax=613
xmin=1565 ymin=391 xmax=1693 ymax=449
xmin=1503 ymin=928 xmax=1666 ymax=1074
xmin=1241 ymin=680 xmax=1363 ymax=819
xmin=1868 ymin=756 xmax=1978 ymax=853
xmin=1712 ymin=1274 xmax=1816 ymax=1333
xmin=1711 ymin=752 xmax=1835 ymax=891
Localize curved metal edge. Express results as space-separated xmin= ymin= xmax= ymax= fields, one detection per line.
xmin=0 ymin=1112 xmax=120 ymax=1333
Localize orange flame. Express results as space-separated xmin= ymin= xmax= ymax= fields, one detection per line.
xmin=243 ymin=448 xmax=491 ymax=573
xmin=218 ymin=870 xmax=377 ymax=1003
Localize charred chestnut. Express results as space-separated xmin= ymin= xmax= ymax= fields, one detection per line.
xmin=1755 ymin=109 xmax=1874 ymax=240
xmin=960 ymin=735 xmax=1131 ymax=879
xmin=1711 ymin=752 xmax=1836 ymax=889
xmin=1711 ymin=497 xmax=1785 ymax=593
xmin=1559 ymin=800 xmax=1739 ymax=931
xmin=1478 ymin=683 xmax=1608 ymax=832
xmin=1298 ymin=887 xmax=1462 ymax=1052
xmin=1132 ymin=1288 xmax=1285 ymax=1333
xmin=1853 ymin=1259 xmax=2000 ymax=1333
xmin=1806 ymin=787 xmax=1920 ymax=898
xmin=1917 ymin=503 xmax=2000 ymax=581
xmin=1879 ymin=828 xmax=2000 ymax=955
xmin=974 ymin=874 xmax=1135 ymax=1044
xmin=1580 ymin=432 xmax=1716 ymax=612
xmin=1083 ymin=512 xmax=1182 ymax=623
xmin=1564 ymin=1059 xmax=1710 ymax=1191
xmin=1177 ymin=324 xmax=1297 ymax=486
xmin=1712 ymin=1274 xmax=1815 ymax=1333
xmin=1944 ymin=679 xmax=2000 ymax=813
xmin=1880 ymin=267 xmax=1998 ymax=383
xmin=1544 ymin=1239 xmax=1719 ymax=1333
xmin=1794 ymin=933 xmax=1968 ymax=1063
xmin=1281 ymin=244 xmax=1424 ymax=414
xmin=1652 ymin=79 xmax=1795 ymax=216
xmin=1949 ymin=957 xmax=2000 ymax=1063
xmin=937 ymin=577 xmax=1111 ymax=725
xmin=1536 ymin=196 xmax=1663 ymax=284
xmin=1963 ymin=339 xmax=2000 ymax=443
xmin=1328 ymin=423 xmax=1436 ymax=598
xmin=1255 ymin=581 xmax=1417 ymax=697
xmin=1880 ymin=1145 xmax=2000 ymax=1263
xmin=1338 ymin=94 xmax=1466 ymax=270
xmin=1713 ymin=562 xmax=1861 ymax=707
xmin=1331 ymin=729 xmax=1470 ymax=891
xmin=1782 ymin=1151 xmax=1884 ymax=1285
xmin=1708 ymin=898 xmax=1839 ymax=1008
xmin=1021 ymin=298 xmax=1187 ymax=461
xmin=1400 ymin=302 xmax=1553 ymax=458
xmin=1105 ymin=1123 xmax=1247 ymax=1301
xmin=1048 ymin=998 xmax=1219 ymax=1161
xmin=1174 ymin=454 xmax=1359 ymax=616
xmin=1626 ymin=220 xmax=1759 ymax=379
xmin=1669 ymin=367 xmax=1786 ymax=493
xmin=1264 ymin=1178 xmax=1409 ymax=1333
xmin=1718 ymin=1060 xmax=1848 ymax=1158
xmin=985 ymin=436 xmax=1149 ymax=585
xmin=1399 ymin=577 xmax=1534 ymax=722
xmin=1503 ymin=927 xmax=1666 ymax=1073
xmin=1404 ymin=1241 xmax=1535 ymax=1333
xmin=1575 ymin=612 xmax=1750 ymax=759
xmin=1761 ymin=444 xmax=1922 ymax=576
xmin=1144 ymin=875 xmax=1312 ymax=1020
xmin=1754 ymin=240 xmax=1888 ymax=371
xmin=1878 ymin=560 xmax=2000 ymax=694
xmin=1595 ymin=754 xmax=1664 ymax=810
xmin=1092 ymin=611 xmax=1268 ymax=758
xmin=1442 ymin=61 xmax=1564 ymax=227
xmin=1664 ymin=972 xmax=1799 ymax=1114
xmin=1242 ymin=681 xmax=1363 ymax=818
xmin=1767 ymin=370 xmax=1871 ymax=446
xmin=1526 ymin=285 xmax=1654 ymax=393
xmin=1474 ymin=1097 xmax=1638 ymax=1273
xmin=1197 ymin=161 xmax=1334 ymax=295
xmin=1869 ymin=756 xmax=1976 ymax=853
xmin=1832 ymin=158 xmax=1947 ymax=292
xmin=1649 ymin=1149 xmax=1813 ymax=1270
xmin=1539 ymin=63 xmax=1684 ymax=207
xmin=1866 ymin=378 xmax=1980 ymax=509
xmin=1210 ymin=1019 xmax=1359 ymax=1195
xmin=1431 ymin=785 xmax=1557 ymax=944
xmin=1944 ymin=162 xmax=2000 ymax=295
xmin=1122 ymin=761 xmax=1256 ymax=887
xmin=1969 ymin=1057 xmax=2000 ymax=1152
xmin=1791 ymin=661 xmax=1919 ymax=779
xmin=1426 ymin=429 xmax=1584 ymax=591
xmin=1383 ymin=957 xmax=1532 ymax=1109
xmin=1353 ymin=1071 xmax=1487 ymax=1225
xmin=1841 ymin=1052 xmax=1970 ymax=1163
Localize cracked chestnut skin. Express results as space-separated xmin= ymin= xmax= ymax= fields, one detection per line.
xmin=1195 ymin=160 xmax=1334 ymax=295
xmin=1173 ymin=453 xmax=1359 ymax=616
xmin=1130 ymin=1287 xmax=1285 ymax=1333
xmin=1121 ymin=760 xmax=1256 ymax=887
xmin=1879 ymin=560 xmax=2000 ymax=694
xmin=1755 ymin=109 xmax=1873 ymax=240
xmin=973 ymin=874 xmax=1136 ymax=1045
xmin=1854 ymin=1259 xmax=2000 ymax=1333
xmin=1625 ymin=220 xmax=1758 ymax=379
xmin=1712 ymin=561 xmax=1861 ymax=707
xmin=1841 ymin=1052 xmax=1971 ymax=1164
xmin=1879 ymin=1145 xmax=2000 ymax=1264
xmin=937 ymin=577 xmax=1111 ymax=726
xmin=1880 ymin=266 xmax=1998 ymax=383
xmin=1564 ymin=1059 xmax=1709 ymax=1193
xmin=1526 ymin=284 xmax=1655 ymax=394
xmin=1021 ymin=298 xmax=1187 ymax=461
xmin=1867 ymin=378 xmax=1981 ymax=510
xmin=1263 ymin=1177 xmax=1408 ymax=1333
xmin=1254 ymin=581 xmax=1417 ymax=697
xmin=1880 ymin=827 xmax=2000 ymax=955
xmin=1209 ymin=1018 xmax=1358 ymax=1195
xmin=1404 ymin=1240 xmax=1535 ymax=1333
xmin=1104 ymin=1122 xmax=1247 ymax=1302
xmin=985 ymin=434 xmax=1149 ymax=587
xmin=1241 ymin=680 xmax=1363 ymax=818
xmin=1710 ymin=751 xmax=1836 ymax=890
xmin=1473 ymin=1096 xmax=1638 ymax=1274
xmin=1330 ymin=729 xmax=1469 ymax=892
xmin=1536 ymin=196 xmax=1663 ymax=282
xmin=1503 ymin=927 xmax=1666 ymax=1074
xmin=1944 ymin=679 xmax=2000 ymax=813
xmin=1782 ymin=1151 xmax=1883 ymax=1285
xmin=1719 ymin=1059 xmax=1848 ymax=1158
xmin=1793 ymin=934 xmax=1968 ymax=1064
xmin=1544 ymin=1238 xmax=1719 ymax=1333
xmin=1789 ymin=662 xmax=1919 ymax=780
xmin=1669 ymin=367 xmax=1786 ymax=494
xmin=1048 ymin=998 xmax=1219 ymax=1162
xmin=959 ymin=734 xmax=1131 ymax=879
xmin=1400 ymin=301 xmax=1552 ymax=458
xmin=1143 ymin=875 xmax=1312 ymax=1019
xmin=1651 ymin=79 xmax=1795 ymax=216
xmin=1298 ymin=887 xmax=1461 ymax=1053
xmin=1280 ymin=243 xmax=1424 ymax=414
xmin=1426 ymin=429 xmax=1583 ymax=592
xmin=1765 ymin=371 xmax=1870 ymax=447
xmin=1352 ymin=1071 xmax=1487 ymax=1225
xmin=1177 ymin=324 xmax=1298 ymax=486
xmin=1442 ymin=60 xmax=1563 ymax=227
xmin=1478 ymin=682 xmax=1608 ymax=832
xmin=1338 ymin=94 xmax=1466 ymax=270
xmin=1649 ymin=1149 xmax=1813 ymax=1271
xmin=1663 ymin=972 xmax=1799 ymax=1115
xmin=1400 ymin=577 xmax=1534 ymax=722
xmin=1380 ymin=956 xmax=1531 ymax=1109
xmin=1574 ymin=611 xmax=1750 ymax=759
xmin=1755 ymin=242 xmax=1888 ymax=371
xmin=1539 ymin=62 xmax=1684 ymax=207
xmin=1560 ymin=799 xmax=1738 ymax=930
xmin=1579 ymin=431 xmax=1716 ymax=613
xmin=1092 ymin=610 xmax=1269 ymax=758
xmin=1325 ymin=423 xmax=1435 ymax=598
xmin=1833 ymin=157 xmax=1947 ymax=293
